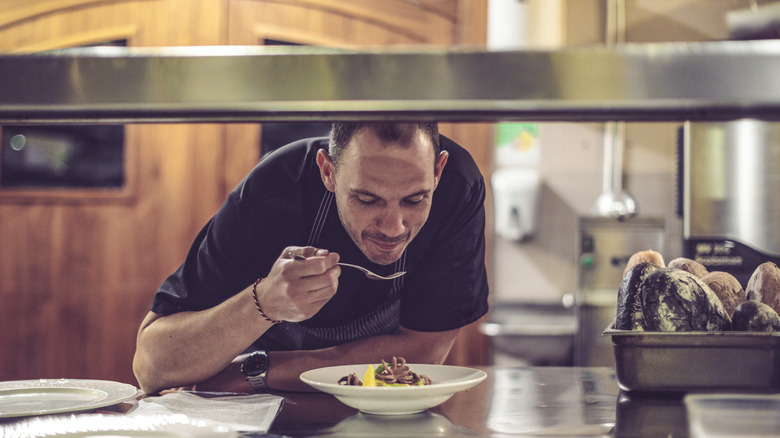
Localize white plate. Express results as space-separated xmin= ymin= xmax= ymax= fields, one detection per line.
xmin=0 ymin=379 xmax=139 ymax=418
xmin=2 ymin=413 xmax=237 ymax=437
xmin=299 ymin=364 xmax=487 ymax=415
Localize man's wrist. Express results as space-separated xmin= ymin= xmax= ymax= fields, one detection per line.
xmin=252 ymin=278 xmax=282 ymax=324
xmin=241 ymin=350 xmax=270 ymax=391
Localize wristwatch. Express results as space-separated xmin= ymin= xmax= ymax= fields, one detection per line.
xmin=241 ymin=350 xmax=270 ymax=391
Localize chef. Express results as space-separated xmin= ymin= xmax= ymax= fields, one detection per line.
xmin=132 ymin=122 xmax=489 ymax=394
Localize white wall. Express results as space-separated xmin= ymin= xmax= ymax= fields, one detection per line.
xmin=491 ymin=122 xmax=681 ymax=303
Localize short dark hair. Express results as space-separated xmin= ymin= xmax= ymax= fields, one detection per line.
xmin=328 ymin=122 xmax=440 ymax=168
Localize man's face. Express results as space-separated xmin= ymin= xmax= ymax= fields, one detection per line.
xmin=317 ymin=128 xmax=448 ymax=265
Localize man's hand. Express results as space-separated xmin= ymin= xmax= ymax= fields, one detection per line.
xmin=133 ymin=245 xmax=341 ymax=395
xmin=256 ymin=247 xmax=341 ymax=323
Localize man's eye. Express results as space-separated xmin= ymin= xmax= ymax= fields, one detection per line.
xmin=356 ymin=196 xmax=377 ymax=204
xmin=404 ymin=196 xmax=425 ymax=206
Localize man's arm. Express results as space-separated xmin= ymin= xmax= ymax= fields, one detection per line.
xmin=133 ymin=247 xmax=340 ymax=395
xmin=132 ymin=291 xmax=270 ymax=395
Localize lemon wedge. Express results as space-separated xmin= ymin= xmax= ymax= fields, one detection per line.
xmin=362 ymin=365 xmax=377 ymax=387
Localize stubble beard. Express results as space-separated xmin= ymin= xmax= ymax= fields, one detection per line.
xmin=338 ymin=209 xmax=409 ymax=266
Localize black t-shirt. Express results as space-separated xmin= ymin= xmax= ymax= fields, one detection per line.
xmin=151 ymin=136 xmax=489 ymax=351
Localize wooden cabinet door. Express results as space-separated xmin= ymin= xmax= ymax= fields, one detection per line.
xmin=0 ymin=0 xmax=228 ymax=384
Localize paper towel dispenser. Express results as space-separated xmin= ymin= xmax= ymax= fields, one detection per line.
xmin=491 ymin=168 xmax=541 ymax=241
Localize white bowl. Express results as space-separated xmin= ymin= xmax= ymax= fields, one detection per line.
xmin=300 ymin=364 xmax=487 ymax=415
xmin=685 ymin=393 xmax=780 ymax=438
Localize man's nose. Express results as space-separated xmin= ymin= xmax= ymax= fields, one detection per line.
xmin=376 ymin=207 xmax=405 ymax=237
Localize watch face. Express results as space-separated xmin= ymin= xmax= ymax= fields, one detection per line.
xmin=242 ymin=351 xmax=269 ymax=377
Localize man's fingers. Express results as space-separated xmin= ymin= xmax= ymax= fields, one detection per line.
xmin=285 ymin=253 xmax=339 ymax=279
xmin=282 ymin=246 xmax=324 ymax=260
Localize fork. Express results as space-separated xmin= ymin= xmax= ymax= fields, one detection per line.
xmin=290 ymin=253 xmax=406 ymax=280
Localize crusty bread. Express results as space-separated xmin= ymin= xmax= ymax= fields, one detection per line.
xmin=640 ymin=268 xmax=731 ymax=332
xmin=732 ymin=300 xmax=780 ymax=332
xmin=615 ymin=262 xmax=662 ymax=330
xmin=700 ymin=271 xmax=745 ymax=317
xmin=667 ymin=257 xmax=709 ymax=279
xmin=746 ymin=262 xmax=780 ymax=314
xmin=623 ymin=250 xmax=665 ymax=276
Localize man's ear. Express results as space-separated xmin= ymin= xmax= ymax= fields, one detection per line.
xmin=317 ymin=148 xmax=336 ymax=193
xmin=433 ymin=150 xmax=449 ymax=190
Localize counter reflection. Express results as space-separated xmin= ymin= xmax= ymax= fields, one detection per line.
xmin=487 ymin=368 xmax=616 ymax=436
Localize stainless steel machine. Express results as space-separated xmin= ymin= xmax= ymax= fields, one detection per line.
xmin=576 ymin=216 xmax=666 ymax=366
xmin=683 ymin=120 xmax=780 ymax=286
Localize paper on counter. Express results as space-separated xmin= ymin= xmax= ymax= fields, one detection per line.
xmin=127 ymin=391 xmax=284 ymax=432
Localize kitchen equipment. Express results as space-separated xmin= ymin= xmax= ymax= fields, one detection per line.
xmin=615 ymin=391 xmax=688 ymax=438
xmin=682 ymin=120 xmax=780 ymax=286
xmin=335 ymin=263 xmax=405 ymax=281
xmin=576 ymin=216 xmax=665 ymax=366
xmin=480 ymin=301 xmax=576 ymax=366
xmin=728 ymin=1 xmax=780 ymax=40
xmin=3 ymin=42 xmax=780 ymax=124
xmin=685 ymin=393 xmax=780 ymax=438
xmin=592 ymin=122 xmax=637 ymax=219
xmin=605 ymin=325 xmax=780 ymax=393
xmin=593 ymin=1 xmax=636 ymax=219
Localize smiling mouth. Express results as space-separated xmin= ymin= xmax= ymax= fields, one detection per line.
xmin=372 ymin=240 xmax=403 ymax=252
xmin=364 ymin=234 xmax=408 ymax=252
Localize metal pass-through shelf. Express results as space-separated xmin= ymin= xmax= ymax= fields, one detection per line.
xmin=1 ymin=41 xmax=780 ymax=124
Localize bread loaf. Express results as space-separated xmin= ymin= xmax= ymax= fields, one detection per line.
xmin=745 ymin=262 xmax=780 ymax=314
xmin=700 ymin=271 xmax=745 ymax=317
xmin=615 ymin=262 xmax=662 ymax=330
xmin=640 ymin=268 xmax=731 ymax=332
xmin=623 ymin=250 xmax=665 ymax=276
xmin=667 ymin=257 xmax=708 ymax=279
xmin=732 ymin=300 xmax=780 ymax=332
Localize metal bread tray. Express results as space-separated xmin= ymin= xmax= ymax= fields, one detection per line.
xmin=604 ymin=325 xmax=780 ymax=393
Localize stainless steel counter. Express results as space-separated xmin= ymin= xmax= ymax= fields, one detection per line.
xmin=0 ymin=367 xmax=698 ymax=436
xmin=266 ymin=367 xmax=690 ymax=437
xmin=2 ymin=41 xmax=780 ymax=124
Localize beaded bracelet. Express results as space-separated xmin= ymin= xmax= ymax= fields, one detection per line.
xmin=252 ymin=278 xmax=281 ymax=324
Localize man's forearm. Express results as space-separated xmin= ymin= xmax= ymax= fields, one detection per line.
xmin=133 ymin=286 xmax=275 ymax=394
xmin=133 ymin=248 xmax=341 ymax=394
xmin=266 ymin=327 xmax=459 ymax=392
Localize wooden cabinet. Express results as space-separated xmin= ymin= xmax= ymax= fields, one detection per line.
xmin=0 ymin=0 xmax=489 ymax=385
